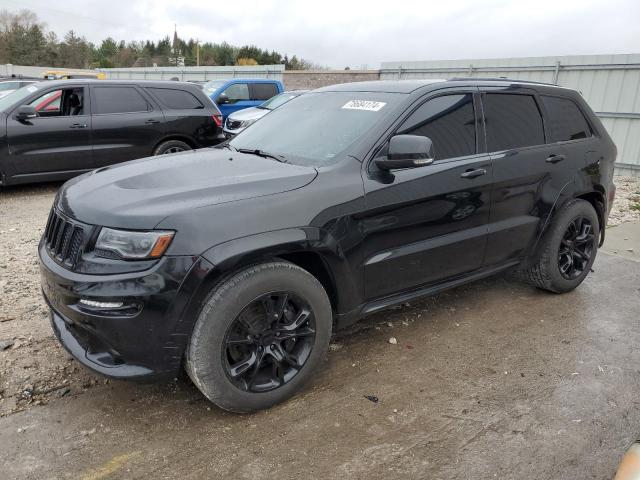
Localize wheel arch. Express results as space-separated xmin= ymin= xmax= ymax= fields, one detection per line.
xmin=192 ymin=228 xmax=360 ymax=320
xmin=152 ymin=134 xmax=197 ymax=154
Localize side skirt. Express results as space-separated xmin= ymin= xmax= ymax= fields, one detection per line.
xmin=335 ymin=259 xmax=521 ymax=329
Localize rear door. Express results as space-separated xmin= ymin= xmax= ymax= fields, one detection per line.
xmin=90 ymin=85 xmax=165 ymax=168
xmin=481 ymin=88 xmax=573 ymax=266
xmin=6 ymin=85 xmax=92 ymax=178
xmin=362 ymin=89 xmax=493 ymax=300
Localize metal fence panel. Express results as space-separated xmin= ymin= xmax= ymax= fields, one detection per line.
xmin=381 ymin=55 xmax=640 ymax=176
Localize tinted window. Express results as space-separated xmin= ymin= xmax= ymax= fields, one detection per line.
xmin=483 ymin=94 xmax=544 ymax=151
xmin=148 ymin=88 xmax=203 ymax=109
xmin=220 ymin=83 xmax=249 ymax=102
xmin=93 ymin=86 xmax=149 ymax=114
xmin=252 ymin=83 xmax=279 ymax=101
xmin=398 ymin=94 xmax=476 ymax=160
xmin=542 ymin=95 xmax=591 ymax=142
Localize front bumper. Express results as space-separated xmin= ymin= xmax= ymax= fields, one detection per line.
xmin=222 ymin=127 xmax=243 ymax=139
xmin=39 ymin=243 xmax=214 ymax=380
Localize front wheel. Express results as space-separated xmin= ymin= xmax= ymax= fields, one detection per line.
xmin=185 ymin=261 xmax=332 ymax=412
xmin=518 ymin=199 xmax=599 ymax=293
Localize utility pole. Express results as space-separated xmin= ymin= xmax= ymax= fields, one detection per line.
xmin=196 ymin=40 xmax=200 ymax=67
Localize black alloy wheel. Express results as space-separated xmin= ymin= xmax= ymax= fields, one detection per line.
xmin=163 ymin=146 xmax=186 ymax=154
xmin=222 ymin=292 xmax=316 ymax=393
xmin=558 ymin=216 xmax=595 ymax=280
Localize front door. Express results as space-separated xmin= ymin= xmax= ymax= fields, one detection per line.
xmin=361 ymin=90 xmax=493 ymax=300
xmin=90 ymin=85 xmax=165 ymax=167
xmin=217 ymin=82 xmax=253 ymax=119
xmin=6 ymin=86 xmax=92 ymax=178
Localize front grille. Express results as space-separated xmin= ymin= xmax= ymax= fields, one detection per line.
xmin=226 ymin=119 xmax=242 ymax=130
xmin=43 ymin=209 xmax=86 ymax=268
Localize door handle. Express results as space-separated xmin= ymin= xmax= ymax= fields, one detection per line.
xmin=145 ymin=119 xmax=160 ymax=124
xmin=546 ymin=154 xmax=566 ymax=164
xmin=69 ymin=123 xmax=87 ymax=129
xmin=460 ymin=168 xmax=487 ymax=179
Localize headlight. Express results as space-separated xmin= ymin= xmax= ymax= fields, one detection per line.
xmin=95 ymin=228 xmax=174 ymax=260
xmin=240 ymin=118 xmax=258 ymax=128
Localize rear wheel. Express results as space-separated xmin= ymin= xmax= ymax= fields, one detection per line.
xmin=517 ymin=199 xmax=599 ymax=293
xmin=153 ymin=140 xmax=191 ymax=155
xmin=185 ymin=261 xmax=332 ymax=412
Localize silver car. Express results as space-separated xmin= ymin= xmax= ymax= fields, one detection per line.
xmin=223 ymin=90 xmax=308 ymax=138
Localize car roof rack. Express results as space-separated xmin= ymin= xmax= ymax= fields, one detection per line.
xmin=448 ymin=77 xmax=558 ymax=86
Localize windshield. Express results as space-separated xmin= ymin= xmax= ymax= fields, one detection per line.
xmin=0 ymin=83 xmax=40 ymax=111
xmin=203 ymin=80 xmax=226 ymax=93
xmin=260 ymin=92 xmax=301 ymax=110
xmin=0 ymin=82 xmax=22 ymax=91
xmin=229 ymin=91 xmax=401 ymax=166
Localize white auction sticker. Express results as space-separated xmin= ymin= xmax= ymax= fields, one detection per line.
xmin=342 ymin=100 xmax=386 ymax=112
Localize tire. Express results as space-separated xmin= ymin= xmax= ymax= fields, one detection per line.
xmin=153 ymin=140 xmax=191 ymax=155
xmin=517 ymin=199 xmax=599 ymax=293
xmin=185 ymin=261 xmax=332 ymax=413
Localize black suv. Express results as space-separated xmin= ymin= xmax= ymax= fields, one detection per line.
xmin=0 ymin=80 xmax=224 ymax=186
xmin=39 ymin=79 xmax=616 ymax=412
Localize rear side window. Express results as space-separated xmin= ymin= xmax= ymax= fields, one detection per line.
xmin=93 ymin=86 xmax=149 ymax=114
xmin=397 ymin=94 xmax=476 ymax=160
xmin=148 ymin=87 xmax=203 ymax=109
xmin=541 ymin=95 xmax=592 ymax=142
xmin=483 ymin=94 xmax=544 ymax=151
xmin=251 ymin=83 xmax=279 ymax=101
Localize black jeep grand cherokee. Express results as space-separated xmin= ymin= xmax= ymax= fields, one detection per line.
xmin=40 ymin=79 xmax=616 ymax=412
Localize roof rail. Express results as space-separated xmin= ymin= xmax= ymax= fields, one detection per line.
xmin=448 ymin=76 xmax=557 ymax=86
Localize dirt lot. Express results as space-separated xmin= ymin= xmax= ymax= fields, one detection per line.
xmin=1 ymin=177 xmax=640 ymax=479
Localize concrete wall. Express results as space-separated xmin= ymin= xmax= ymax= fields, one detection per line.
xmin=1 ymin=64 xmax=97 ymax=78
xmin=381 ymin=54 xmax=640 ymax=176
xmin=97 ymin=66 xmax=379 ymax=90
xmin=98 ymin=65 xmax=284 ymax=82
xmin=282 ymin=70 xmax=380 ymax=90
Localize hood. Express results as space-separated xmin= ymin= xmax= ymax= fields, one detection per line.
xmin=58 ymin=148 xmax=317 ymax=229
xmin=227 ymin=107 xmax=269 ymax=122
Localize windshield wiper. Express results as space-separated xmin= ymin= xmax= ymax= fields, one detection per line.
xmin=236 ymin=147 xmax=287 ymax=163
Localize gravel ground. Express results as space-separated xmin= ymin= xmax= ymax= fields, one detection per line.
xmin=0 ymin=175 xmax=639 ymax=417
xmin=608 ymin=176 xmax=640 ymax=226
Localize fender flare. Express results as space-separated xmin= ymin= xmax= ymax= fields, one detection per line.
xmin=200 ymin=227 xmax=361 ymax=314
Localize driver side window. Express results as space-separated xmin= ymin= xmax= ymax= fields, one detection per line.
xmin=29 ymin=88 xmax=85 ymax=117
xmin=397 ymin=94 xmax=476 ymax=160
xmin=221 ymin=83 xmax=250 ymax=103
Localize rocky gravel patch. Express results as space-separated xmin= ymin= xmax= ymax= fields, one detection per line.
xmin=609 ymin=175 xmax=640 ymax=226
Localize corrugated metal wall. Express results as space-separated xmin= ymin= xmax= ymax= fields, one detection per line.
xmin=98 ymin=65 xmax=285 ymax=82
xmin=381 ymin=54 xmax=640 ymax=176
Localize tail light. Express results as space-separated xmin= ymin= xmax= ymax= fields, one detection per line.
xmin=213 ymin=114 xmax=223 ymax=128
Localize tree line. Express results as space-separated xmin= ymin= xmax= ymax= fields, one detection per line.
xmin=0 ymin=9 xmax=321 ymax=70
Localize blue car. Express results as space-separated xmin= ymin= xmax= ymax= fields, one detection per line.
xmin=203 ymin=79 xmax=284 ymax=120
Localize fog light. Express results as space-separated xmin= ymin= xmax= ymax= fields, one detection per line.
xmin=79 ymin=299 xmax=124 ymax=309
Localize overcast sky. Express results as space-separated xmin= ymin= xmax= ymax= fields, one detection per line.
xmin=3 ymin=0 xmax=639 ymax=68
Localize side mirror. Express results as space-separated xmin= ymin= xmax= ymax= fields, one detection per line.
xmin=375 ymin=135 xmax=434 ymax=171
xmin=15 ymin=105 xmax=37 ymax=121
xmin=217 ymin=93 xmax=229 ymax=105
